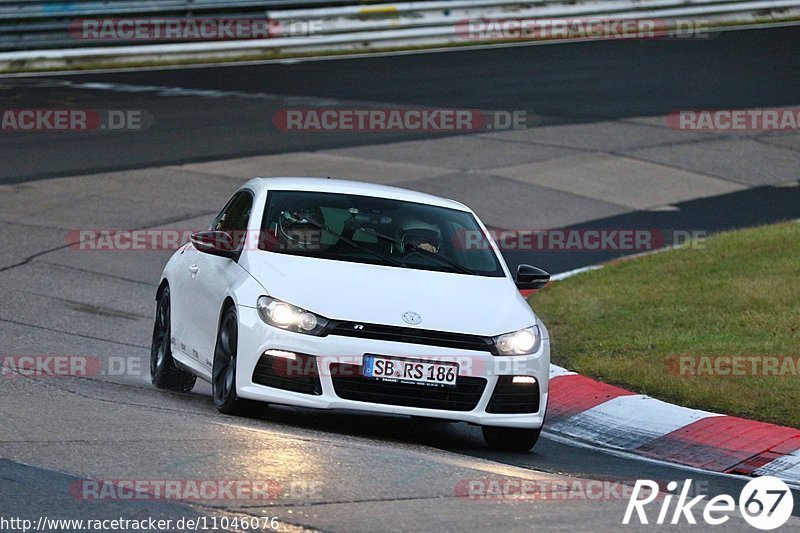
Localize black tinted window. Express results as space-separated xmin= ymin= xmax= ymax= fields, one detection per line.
xmin=259 ymin=190 xmax=504 ymax=277
xmin=213 ymin=190 xmax=252 ymax=232
xmin=212 ymin=190 xmax=253 ymax=251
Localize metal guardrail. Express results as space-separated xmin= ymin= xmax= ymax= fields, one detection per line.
xmin=1 ymin=0 xmax=799 ymax=66
xmin=0 ymin=0 xmax=364 ymax=19
xmin=268 ymin=0 xmax=800 ymax=34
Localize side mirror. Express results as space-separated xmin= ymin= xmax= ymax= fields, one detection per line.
xmin=515 ymin=264 xmax=550 ymax=290
xmin=190 ymin=230 xmax=238 ymax=259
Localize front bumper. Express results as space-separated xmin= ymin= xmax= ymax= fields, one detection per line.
xmin=235 ymin=305 xmax=549 ymax=429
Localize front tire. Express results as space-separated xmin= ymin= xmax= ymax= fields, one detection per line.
xmin=482 ymin=426 xmax=542 ymax=452
xmin=212 ymin=306 xmax=252 ymax=416
xmin=150 ymin=286 xmax=196 ymax=392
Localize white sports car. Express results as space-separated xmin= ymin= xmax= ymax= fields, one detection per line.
xmin=151 ymin=178 xmax=551 ymax=451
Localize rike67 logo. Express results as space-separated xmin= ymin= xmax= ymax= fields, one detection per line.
xmin=624 ymin=477 xmax=794 ymax=530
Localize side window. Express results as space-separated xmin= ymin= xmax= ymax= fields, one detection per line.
xmin=212 ymin=190 xmax=253 ymax=249
xmin=213 ymin=191 xmax=253 ymax=232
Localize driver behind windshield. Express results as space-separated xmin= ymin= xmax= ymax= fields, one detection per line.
xmin=396 ymin=219 xmax=442 ymax=254
xmin=276 ymin=207 xmax=326 ymax=251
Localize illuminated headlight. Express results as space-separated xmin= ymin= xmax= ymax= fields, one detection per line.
xmin=256 ymin=296 xmax=329 ymax=336
xmin=493 ymin=326 xmax=541 ymax=355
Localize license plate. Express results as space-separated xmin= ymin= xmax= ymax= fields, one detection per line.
xmin=363 ymin=355 xmax=458 ymax=388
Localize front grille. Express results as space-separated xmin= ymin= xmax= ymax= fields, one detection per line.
xmin=252 ymin=352 xmax=322 ymax=395
xmin=330 ymin=363 xmax=486 ymax=411
xmin=326 ymin=321 xmax=496 ymax=353
xmin=486 ymin=376 xmax=540 ymax=414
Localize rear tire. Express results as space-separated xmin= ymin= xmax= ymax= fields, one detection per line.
xmin=150 ymin=286 xmax=196 ymax=392
xmin=482 ymin=426 xmax=541 ymax=452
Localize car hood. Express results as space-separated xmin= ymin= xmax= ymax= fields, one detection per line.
xmin=242 ymin=252 xmax=537 ymax=337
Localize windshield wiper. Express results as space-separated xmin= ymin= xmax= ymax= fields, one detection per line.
xmin=357 ymin=227 xmax=477 ymax=275
xmin=302 ymin=220 xmax=406 ymax=269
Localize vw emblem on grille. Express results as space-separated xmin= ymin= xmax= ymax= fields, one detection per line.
xmin=402 ymin=312 xmax=422 ymax=325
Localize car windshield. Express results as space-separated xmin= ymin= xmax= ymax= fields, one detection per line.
xmin=259 ymin=190 xmax=504 ymax=277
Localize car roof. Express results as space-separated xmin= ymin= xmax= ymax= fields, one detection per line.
xmin=245 ymin=177 xmax=471 ymax=212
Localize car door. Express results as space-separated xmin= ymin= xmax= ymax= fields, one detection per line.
xmin=165 ymin=240 xmax=197 ymax=360
xmin=183 ymin=189 xmax=254 ymax=370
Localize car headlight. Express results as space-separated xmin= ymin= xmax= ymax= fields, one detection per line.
xmin=493 ymin=325 xmax=541 ymax=355
xmin=256 ymin=296 xmax=329 ymax=336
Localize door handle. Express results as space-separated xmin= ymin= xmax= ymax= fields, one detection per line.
xmin=189 ymin=264 xmax=199 ymax=276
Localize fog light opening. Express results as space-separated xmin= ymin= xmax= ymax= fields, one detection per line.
xmin=512 ymin=375 xmax=537 ymax=385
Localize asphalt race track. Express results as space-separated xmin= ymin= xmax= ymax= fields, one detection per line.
xmin=2 ymin=26 xmax=800 ymax=184
xmin=1 ymin=25 xmax=799 ymax=531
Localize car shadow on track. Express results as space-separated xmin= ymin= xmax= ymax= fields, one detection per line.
xmin=249 ymin=402 xmax=490 ymax=451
